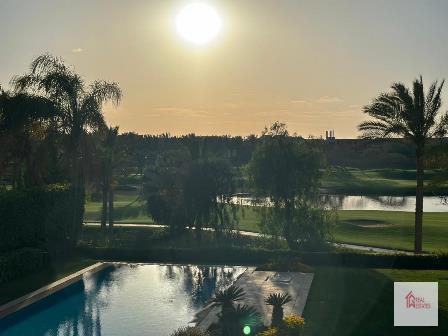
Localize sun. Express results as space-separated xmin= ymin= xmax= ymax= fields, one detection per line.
xmin=175 ymin=2 xmax=222 ymax=45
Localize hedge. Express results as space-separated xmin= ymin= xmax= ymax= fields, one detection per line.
xmin=0 ymin=248 xmax=49 ymax=284
xmin=78 ymin=246 xmax=448 ymax=269
xmin=0 ymin=184 xmax=84 ymax=253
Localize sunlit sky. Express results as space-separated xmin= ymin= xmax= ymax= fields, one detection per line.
xmin=1 ymin=0 xmax=448 ymax=138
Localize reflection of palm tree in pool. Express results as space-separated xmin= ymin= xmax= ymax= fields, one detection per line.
xmin=44 ymin=266 xmax=118 ymax=336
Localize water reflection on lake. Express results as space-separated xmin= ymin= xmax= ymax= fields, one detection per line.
xmin=322 ymin=195 xmax=448 ymax=212
xmin=231 ymin=195 xmax=448 ymax=212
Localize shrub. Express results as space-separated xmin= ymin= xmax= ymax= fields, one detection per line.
xmin=0 ymin=248 xmax=48 ymax=284
xmin=77 ymin=246 xmax=448 ymax=270
xmin=170 ymin=326 xmax=210 ymax=336
xmin=0 ymin=184 xmax=84 ymax=253
xmin=257 ymin=327 xmax=279 ymax=336
xmin=283 ymin=314 xmax=305 ymax=334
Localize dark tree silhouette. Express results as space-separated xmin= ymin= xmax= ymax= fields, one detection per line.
xmin=100 ymin=126 xmax=119 ymax=230
xmin=359 ymin=76 xmax=448 ymax=253
xmin=12 ymin=53 xmax=122 ymax=187
xmin=248 ymin=122 xmax=329 ymax=249
xmin=0 ymin=89 xmax=55 ymax=188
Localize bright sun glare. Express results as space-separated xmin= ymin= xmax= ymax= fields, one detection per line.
xmin=175 ymin=2 xmax=222 ymax=45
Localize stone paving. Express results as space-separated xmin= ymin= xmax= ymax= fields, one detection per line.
xmin=195 ymin=268 xmax=314 ymax=329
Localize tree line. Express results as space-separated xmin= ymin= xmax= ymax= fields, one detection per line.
xmin=2 ymin=55 xmax=448 ymax=253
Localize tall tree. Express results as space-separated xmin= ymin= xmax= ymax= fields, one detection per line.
xmin=359 ymin=76 xmax=448 ymax=253
xmin=100 ymin=126 xmax=119 ymax=230
xmin=248 ymin=122 xmax=331 ymax=249
xmin=144 ymin=148 xmax=237 ymax=240
xmin=12 ymin=54 xmax=122 ymax=186
xmin=0 ymin=89 xmax=55 ymax=188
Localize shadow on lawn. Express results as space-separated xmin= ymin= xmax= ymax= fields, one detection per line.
xmin=302 ymin=267 xmax=447 ymax=336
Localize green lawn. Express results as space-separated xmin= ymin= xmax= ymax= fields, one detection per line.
xmin=85 ymin=190 xmax=448 ymax=253
xmin=302 ymin=267 xmax=448 ymax=335
xmin=84 ymin=189 xmax=153 ymax=224
xmin=335 ymin=210 xmax=448 ymax=253
xmin=322 ymin=167 xmax=446 ymax=195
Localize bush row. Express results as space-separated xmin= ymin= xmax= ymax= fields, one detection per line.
xmin=78 ymin=246 xmax=448 ymax=269
xmin=0 ymin=248 xmax=49 ymax=284
xmin=0 ymin=184 xmax=84 ymax=253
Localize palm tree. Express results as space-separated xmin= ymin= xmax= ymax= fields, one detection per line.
xmin=265 ymin=293 xmax=292 ymax=327
xmin=212 ymin=285 xmax=246 ymax=335
xmin=101 ymin=126 xmax=119 ymax=230
xmin=212 ymin=285 xmax=246 ymax=310
xmin=0 ymin=89 xmax=55 ymax=188
xmin=359 ymin=76 xmax=448 ymax=253
xmin=12 ymin=53 xmax=122 ymax=187
xmin=231 ymin=304 xmax=261 ymax=335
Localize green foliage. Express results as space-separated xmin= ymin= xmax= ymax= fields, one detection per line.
xmin=248 ymin=122 xmax=321 ymax=200
xmin=0 ymin=184 xmax=84 ymax=253
xmin=248 ymin=122 xmax=332 ymax=249
xmin=170 ymin=326 xmax=210 ymax=336
xmin=144 ymin=148 xmax=237 ymax=238
xmin=282 ymin=315 xmax=305 ymax=332
xmin=212 ymin=285 xmax=246 ymax=307
xmin=183 ymin=159 xmax=238 ymax=235
xmin=0 ymin=248 xmax=48 ymax=284
xmin=79 ymin=244 xmax=448 ymax=270
xmin=144 ymin=148 xmax=192 ymax=235
xmin=11 ymin=54 xmax=122 ymax=188
xmin=257 ymin=327 xmax=279 ymax=336
xmin=0 ymin=90 xmax=57 ymax=188
xmin=265 ymin=293 xmax=292 ymax=307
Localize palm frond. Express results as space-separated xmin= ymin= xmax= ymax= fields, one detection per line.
xmin=233 ymin=304 xmax=261 ymax=325
xmin=87 ymin=80 xmax=122 ymax=106
xmin=30 ymin=53 xmax=69 ymax=77
xmin=212 ymin=285 xmax=245 ymax=306
xmin=265 ymin=292 xmax=292 ymax=307
xmin=359 ymin=76 xmax=447 ymax=144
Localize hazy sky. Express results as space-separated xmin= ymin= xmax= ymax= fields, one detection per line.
xmin=1 ymin=0 xmax=448 ymax=138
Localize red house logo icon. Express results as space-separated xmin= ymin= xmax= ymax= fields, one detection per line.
xmin=405 ymin=291 xmax=416 ymax=308
xmin=405 ymin=290 xmax=430 ymax=309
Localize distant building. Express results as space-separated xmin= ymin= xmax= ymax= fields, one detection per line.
xmin=325 ymin=130 xmax=336 ymax=141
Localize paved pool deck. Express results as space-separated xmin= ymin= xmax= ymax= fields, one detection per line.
xmin=195 ymin=267 xmax=314 ymax=329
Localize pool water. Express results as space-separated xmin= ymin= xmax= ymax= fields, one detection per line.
xmin=0 ymin=264 xmax=246 ymax=336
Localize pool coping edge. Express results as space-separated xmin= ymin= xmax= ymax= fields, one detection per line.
xmin=0 ymin=262 xmax=109 ymax=320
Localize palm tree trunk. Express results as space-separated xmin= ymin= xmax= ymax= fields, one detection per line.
xmin=108 ymin=184 xmax=114 ymax=229
xmin=415 ymin=146 xmax=424 ymax=253
xmin=101 ymin=179 xmax=108 ymax=231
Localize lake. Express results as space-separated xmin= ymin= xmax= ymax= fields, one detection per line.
xmin=231 ymin=195 xmax=448 ymax=212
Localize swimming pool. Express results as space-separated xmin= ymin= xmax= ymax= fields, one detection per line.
xmin=0 ymin=264 xmax=247 ymax=336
